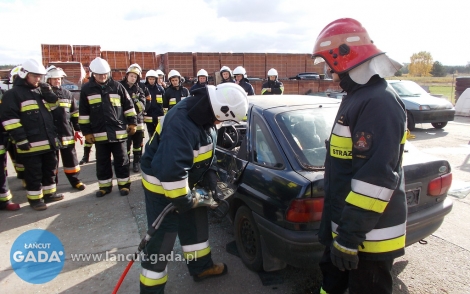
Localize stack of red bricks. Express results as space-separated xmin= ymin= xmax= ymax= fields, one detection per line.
xmin=220 ymin=53 xmax=244 ymax=74
xmin=72 ymin=45 xmax=101 ymax=68
xmin=163 ymin=52 xmax=193 ymax=78
xmin=101 ymin=51 xmax=130 ymax=81
xmin=41 ymin=44 xmax=73 ymax=65
xmin=192 ymin=53 xmax=221 ymax=79
xmin=243 ymin=53 xmax=266 ymax=78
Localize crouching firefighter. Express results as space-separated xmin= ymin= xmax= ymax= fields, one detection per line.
xmin=139 ymin=83 xmax=248 ymax=293
xmin=0 ymin=59 xmax=64 ymax=211
xmin=45 ymin=66 xmax=86 ymax=190
xmin=79 ymin=57 xmax=137 ymax=197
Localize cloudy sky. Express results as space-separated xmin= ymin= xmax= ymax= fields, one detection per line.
xmin=0 ymin=0 xmax=467 ymax=66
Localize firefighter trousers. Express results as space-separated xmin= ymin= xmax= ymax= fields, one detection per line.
xmin=319 ymin=246 xmax=394 ymax=294
xmin=95 ymin=141 xmax=130 ymax=190
xmin=140 ymin=188 xmax=213 ymax=294
xmin=7 ymin=139 xmax=24 ymax=179
xmin=20 ymin=151 xmax=58 ymax=201
xmin=0 ymin=152 xmax=12 ymax=204
xmin=146 ymin=123 xmax=156 ymax=139
xmin=57 ymin=145 xmax=81 ymax=187
xmin=127 ymin=131 xmax=144 ymax=161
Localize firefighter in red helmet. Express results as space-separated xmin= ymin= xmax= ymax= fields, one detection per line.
xmin=312 ymin=18 xmax=406 ymax=294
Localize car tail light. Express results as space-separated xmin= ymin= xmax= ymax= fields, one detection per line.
xmin=428 ymin=173 xmax=452 ymax=196
xmin=286 ymin=198 xmax=324 ymax=223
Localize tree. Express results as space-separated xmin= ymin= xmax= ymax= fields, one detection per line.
xmin=430 ymin=61 xmax=446 ymax=77
xmin=408 ymin=51 xmax=433 ymax=77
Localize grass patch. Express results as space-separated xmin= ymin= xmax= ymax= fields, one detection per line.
xmin=429 ymin=86 xmax=455 ymax=104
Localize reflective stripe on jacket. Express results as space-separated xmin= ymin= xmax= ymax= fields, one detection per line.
xmin=144 ymin=83 xmax=165 ymax=124
xmin=51 ymin=87 xmax=80 ymax=148
xmin=120 ymin=80 xmax=147 ymax=131
xmin=319 ymin=77 xmax=407 ymax=261
xmin=163 ymin=86 xmax=189 ymax=111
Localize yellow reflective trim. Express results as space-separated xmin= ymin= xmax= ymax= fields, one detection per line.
xmin=280 ymin=86 xmax=284 ymax=94
xmin=140 ymin=273 xmax=167 ymax=287
xmin=183 ymin=246 xmax=211 ymax=259
xmin=165 ymin=187 xmax=187 ymax=199
xmin=142 ymin=178 xmax=164 ymax=194
xmin=401 ymin=132 xmax=406 ymax=144
xmin=88 ymin=98 xmax=101 ymax=105
xmin=330 ymin=134 xmax=352 ymax=159
xmin=4 ymin=123 xmax=22 ymax=130
xmin=72 ymin=112 xmax=79 ymax=118
xmin=156 ymin=122 xmax=163 ymax=135
xmin=78 ymin=119 xmax=90 ymax=124
xmin=94 ymin=135 xmax=108 ymax=142
xmin=17 ymin=144 xmax=50 ymax=154
xmin=261 ymin=88 xmax=267 ymax=95
xmin=21 ymin=104 xmax=40 ymax=112
xmin=99 ymin=182 xmax=112 ymax=188
xmin=345 ymin=191 xmax=388 ymax=213
xmin=43 ymin=187 xmax=57 ymax=195
xmin=59 ymin=102 xmax=71 ymax=108
xmin=116 ymin=133 xmax=128 ymax=140
xmin=156 ymin=96 xmax=163 ymax=103
xmin=27 ymin=193 xmax=43 ymax=200
xmin=110 ymin=97 xmax=121 ymax=107
xmin=62 ymin=139 xmax=75 ymax=146
xmin=194 ymin=150 xmax=212 ymax=163
xmin=144 ymin=117 xmax=153 ymax=123
xmin=332 ymin=232 xmax=405 ymax=253
xmin=0 ymin=193 xmax=12 ymax=201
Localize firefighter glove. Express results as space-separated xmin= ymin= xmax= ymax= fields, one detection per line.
xmin=201 ymin=169 xmax=220 ymax=201
xmin=330 ymin=238 xmax=359 ymax=271
xmin=39 ymin=82 xmax=52 ymax=94
xmin=192 ymin=188 xmax=218 ymax=209
xmin=85 ymin=134 xmax=95 ymax=144
xmin=74 ymin=131 xmax=84 ymax=145
xmin=17 ymin=141 xmax=30 ymax=151
xmin=127 ymin=124 xmax=137 ymax=135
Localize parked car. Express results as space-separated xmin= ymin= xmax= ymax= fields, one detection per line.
xmin=387 ymin=80 xmax=455 ymax=131
xmin=289 ymin=72 xmax=320 ymax=80
xmin=215 ymin=95 xmax=453 ymax=272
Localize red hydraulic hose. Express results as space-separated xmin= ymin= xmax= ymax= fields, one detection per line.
xmin=112 ymin=258 xmax=135 ymax=294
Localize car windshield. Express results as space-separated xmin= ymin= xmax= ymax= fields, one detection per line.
xmin=390 ymin=81 xmax=428 ymax=97
xmin=275 ymin=107 xmax=337 ymax=170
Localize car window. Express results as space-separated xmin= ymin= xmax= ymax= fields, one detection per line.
xmin=276 ymin=107 xmax=337 ymax=169
xmin=252 ymin=115 xmax=284 ymax=169
xmin=390 ymin=81 xmax=428 ymax=97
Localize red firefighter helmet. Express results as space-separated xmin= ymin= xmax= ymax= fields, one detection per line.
xmin=312 ymin=18 xmax=384 ymax=74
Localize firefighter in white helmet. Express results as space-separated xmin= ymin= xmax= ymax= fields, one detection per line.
xmin=219 ymin=65 xmax=234 ymax=84
xmin=233 ymin=66 xmax=254 ymax=95
xmin=45 ymin=66 xmax=86 ymax=191
xmin=261 ymin=68 xmax=284 ymax=95
xmin=0 ymin=59 xmax=64 ymax=211
xmin=79 ymin=57 xmax=137 ymax=197
xmin=120 ymin=64 xmax=148 ymax=172
xmin=143 ymin=70 xmax=165 ymax=137
xmin=155 ymin=69 xmax=167 ymax=88
xmin=190 ymin=69 xmax=209 ymax=92
xmin=140 ymin=82 xmax=248 ymax=293
xmin=163 ymin=69 xmax=189 ymax=112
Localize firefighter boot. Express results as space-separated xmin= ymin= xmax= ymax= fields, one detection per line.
xmin=74 ymin=182 xmax=86 ymax=190
xmin=96 ymin=187 xmax=112 ymax=197
xmin=29 ymin=199 xmax=47 ymax=211
xmin=79 ymin=147 xmax=91 ymax=165
xmin=44 ymin=193 xmax=65 ymax=203
xmin=133 ymin=154 xmax=141 ymax=173
xmin=193 ymin=263 xmax=228 ymax=282
xmin=0 ymin=200 xmax=20 ymax=211
xmin=119 ymin=188 xmax=130 ymax=196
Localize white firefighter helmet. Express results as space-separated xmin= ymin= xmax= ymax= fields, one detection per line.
xmin=89 ymin=57 xmax=111 ymax=74
xmin=233 ymin=66 xmax=247 ymax=78
xmin=127 ymin=63 xmax=142 ymax=77
xmin=220 ymin=66 xmax=232 ymax=76
xmin=197 ymin=69 xmax=209 ymax=78
xmin=18 ymin=59 xmax=46 ymax=79
xmin=45 ymin=66 xmax=67 ymax=80
xmin=145 ymin=70 xmax=159 ymax=78
xmin=9 ymin=65 xmax=22 ymax=83
xmin=267 ymin=68 xmax=278 ymax=77
xmin=155 ymin=69 xmax=165 ymax=77
xmin=168 ymin=69 xmax=181 ymax=81
xmin=207 ymin=83 xmax=248 ymax=122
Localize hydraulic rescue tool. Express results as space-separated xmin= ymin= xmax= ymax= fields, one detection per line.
xmin=112 ymin=183 xmax=233 ymax=293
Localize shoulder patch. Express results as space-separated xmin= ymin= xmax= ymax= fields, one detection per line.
xmin=353 ymin=132 xmax=372 ymax=151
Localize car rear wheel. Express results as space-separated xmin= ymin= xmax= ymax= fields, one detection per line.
xmin=431 ymin=122 xmax=447 ymax=129
xmin=407 ymin=111 xmax=415 ymax=131
xmin=234 ymin=205 xmax=263 ymax=271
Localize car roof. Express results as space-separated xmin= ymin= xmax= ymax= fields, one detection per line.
xmin=248 ymin=95 xmax=340 ymax=112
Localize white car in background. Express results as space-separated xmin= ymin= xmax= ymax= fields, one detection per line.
xmin=387 ymin=80 xmax=455 ymax=130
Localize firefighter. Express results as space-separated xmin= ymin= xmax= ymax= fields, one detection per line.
xmin=219 ymin=66 xmax=235 ymax=84
xmin=190 ymin=69 xmax=209 ymax=92
xmin=144 ymin=70 xmax=165 ymax=138
xmin=163 ymin=69 xmax=189 ymax=112
xmin=155 ymin=69 xmax=167 ymax=88
xmin=0 ymin=126 xmax=20 ymax=211
xmin=45 ymin=66 xmax=86 ymax=190
xmin=261 ymin=68 xmax=284 ymax=95
xmin=0 ymin=59 xmax=64 ymax=211
xmin=5 ymin=66 xmax=25 ymax=185
xmin=79 ymin=57 xmax=137 ymax=197
xmin=120 ymin=64 xmax=147 ymax=173
xmin=139 ymin=83 xmax=248 ymax=293
xmin=311 ymin=18 xmax=406 ymax=294
xmin=79 ymin=142 xmax=93 ymax=165
xmin=233 ymin=66 xmax=255 ymax=95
